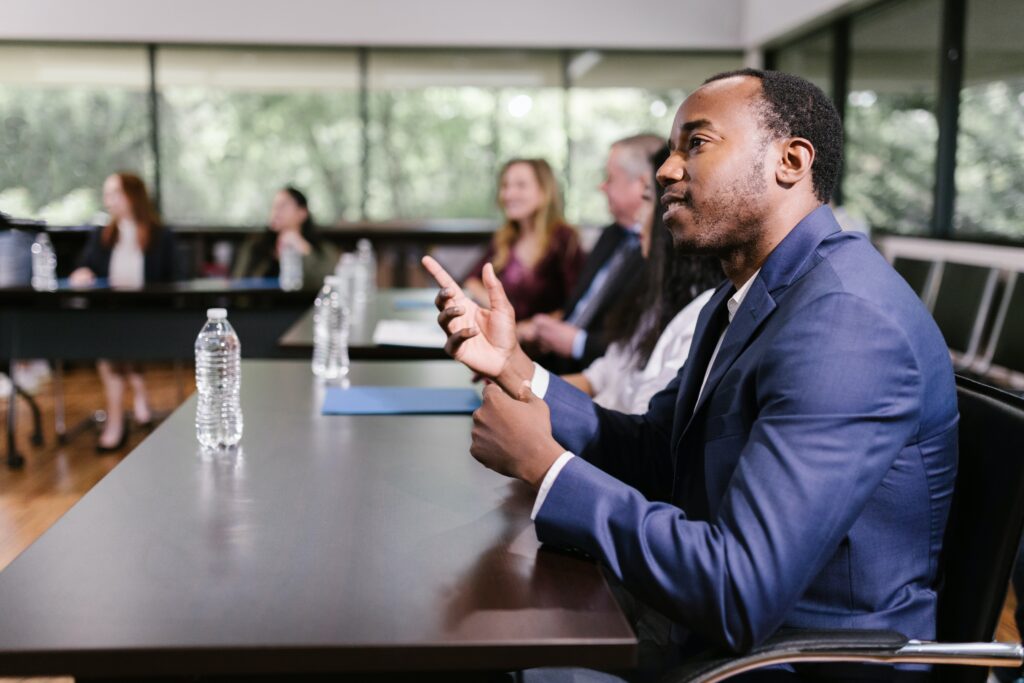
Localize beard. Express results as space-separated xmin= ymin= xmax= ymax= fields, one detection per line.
xmin=666 ymin=155 xmax=770 ymax=259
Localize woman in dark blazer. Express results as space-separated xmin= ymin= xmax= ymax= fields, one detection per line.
xmin=69 ymin=172 xmax=180 ymax=452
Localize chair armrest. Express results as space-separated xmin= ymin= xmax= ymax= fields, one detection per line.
xmin=660 ymin=630 xmax=1023 ymax=683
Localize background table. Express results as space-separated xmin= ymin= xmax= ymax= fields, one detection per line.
xmin=278 ymin=288 xmax=448 ymax=361
xmin=0 ymin=278 xmax=315 ymax=468
xmin=0 ymin=360 xmax=636 ymax=678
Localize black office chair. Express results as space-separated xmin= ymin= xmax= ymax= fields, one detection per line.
xmin=975 ymin=272 xmax=1024 ymax=383
xmin=930 ymin=263 xmax=999 ymax=369
xmin=663 ymin=376 xmax=1024 ymax=683
xmin=893 ymin=256 xmax=937 ymax=303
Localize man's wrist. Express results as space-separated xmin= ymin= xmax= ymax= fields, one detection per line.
xmin=522 ymin=440 xmax=567 ymax=490
xmin=496 ymin=346 xmax=535 ymax=397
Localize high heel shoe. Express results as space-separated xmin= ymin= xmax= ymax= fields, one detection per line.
xmin=96 ymin=418 xmax=129 ymax=454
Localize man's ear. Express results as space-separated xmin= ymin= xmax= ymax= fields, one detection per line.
xmin=776 ymin=137 xmax=815 ymax=188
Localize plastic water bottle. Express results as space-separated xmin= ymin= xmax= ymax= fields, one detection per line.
xmin=334 ymin=252 xmax=356 ymax=299
xmin=30 ymin=233 xmax=58 ymax=291
xmin=355 ymin=238 xmax=376 ymax=302
xmin=279 ymin=242 xmax=303 ymax=291
xmin=312 ymin=276 xmax=350 ymax=381
xmin=194 ymin=308 xmax=243 ymax=449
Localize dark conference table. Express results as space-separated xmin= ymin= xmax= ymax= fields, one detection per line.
xmin=278 ymin=287 xmax=448 ymax=361
xmin=0 ymin=278 xmax=313 ymax=469
xmin=0 ymin=277 xmax=314 ymax=361
xmin=0 ymin=360 xmax=636 ymax=678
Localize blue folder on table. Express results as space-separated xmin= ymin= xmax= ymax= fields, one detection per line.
xmin=392 ymin=298 xmax=436 ymax=311
xmin=322 ymin=386 xmax=481 ymax=415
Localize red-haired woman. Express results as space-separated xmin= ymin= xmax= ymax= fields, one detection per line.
xmin=70 ymin=172 xmax=180 ymax=452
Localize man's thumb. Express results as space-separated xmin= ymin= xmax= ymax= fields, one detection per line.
xmin=518 ymin=379 xmax=537 ymax=403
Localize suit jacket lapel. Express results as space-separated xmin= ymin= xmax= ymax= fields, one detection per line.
xmin=670 ymin=282 xmax=732 ymax=450
xmin=685 ymin=279 xmax=776 ymax=429
xmin=675 ymin=205 xmax=844 ymax=443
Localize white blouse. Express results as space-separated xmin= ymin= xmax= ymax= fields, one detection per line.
xmin=583 ymin=288 xmax=715 ymax=414
xmin=108 ymin=219 xmax=145 ymax=288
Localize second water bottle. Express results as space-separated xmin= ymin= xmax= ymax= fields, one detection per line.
xmin=312 ymin=276 xmax=350 ymax=381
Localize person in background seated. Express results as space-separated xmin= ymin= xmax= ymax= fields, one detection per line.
xmin=232 ymin=186 xmax=338 ymax=290
xmin=69 ymin=172 xmax=180 ymax=452
xmin=562 ymin=148 xmax=724 ymax=414
xmin=464 ymin=159 xmax=583 ymax=320
xmin=522 ymin=134 xmax=664 ymax=374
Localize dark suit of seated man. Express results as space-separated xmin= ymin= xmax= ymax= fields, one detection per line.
xmin=423 ymin=69 xmax=957 ymax=682
xmin=522 ymin=134 xmax=662 ymax=373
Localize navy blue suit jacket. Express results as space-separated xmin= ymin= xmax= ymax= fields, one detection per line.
xmin=535 ymin=206 xmax=958 ymax=654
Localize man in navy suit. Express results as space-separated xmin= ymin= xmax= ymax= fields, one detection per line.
xmin=423 ymin=69 xmax=957 ymax=680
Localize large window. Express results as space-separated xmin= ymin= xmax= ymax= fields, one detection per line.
xmin=843 ymin=0 xmax=942 ymax=235
xmin=0 ymin=43 xmax=742 ymax=228
xmin=566 ymin=52 xmax=741 ymax=225
xmin=954 ymin=0 xmax=1024 ymax=240
xmin=772 ymin=30 xmax=834 ymax=100
xmin=157 ymin=48 xmax=361 ymax=227
xmin=365 ymin=51 xmax=563 ymax=221
xmin=0 ymin=45 xmax=151 ymax=225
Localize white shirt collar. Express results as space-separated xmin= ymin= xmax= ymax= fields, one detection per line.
xmin=727 ymin=269 xmax=760 ymax=323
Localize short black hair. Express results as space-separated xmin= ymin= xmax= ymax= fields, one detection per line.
xmin=703 ymin=68 xmax=843 ymax=203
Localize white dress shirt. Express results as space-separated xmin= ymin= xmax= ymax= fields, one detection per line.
xmin=583 ymin=288 xmax=714 ymax=414
xmin=530 ymin=271 xmax=760 ymax=520
xmin=108 ymin=219 xmax=145 ymax=289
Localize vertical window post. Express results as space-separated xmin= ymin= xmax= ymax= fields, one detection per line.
xmin=148 ymin=44 xmax=162 ymax=213
xmin=932 ymin=0 xmax=967 ymax=239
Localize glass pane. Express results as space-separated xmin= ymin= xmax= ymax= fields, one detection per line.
xmin=157 ymin=47 xmax=361 ymax=226
xmin=772 ymin=30 xmax=834 ymax=99
xmin=0 ymin=45 xmax=151 ymax=225
xmin=954 ymin=0 xmax=1024 ymax=240
xmin=566 ymin=52 xmax=742 ymax=225
xmin=844 ymin=0 xmax=942 ymax=234
xmin=365 ymin=50 xmax=564 ymax=220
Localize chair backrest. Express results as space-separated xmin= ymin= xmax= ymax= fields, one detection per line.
xmin=931 ymin=263 xmax=998 ymax=359
xmin=893 ymin=256 xmax=935 ymax=302
xmin=987 ymin=273 xmax=1024 ymax=375
xmin=936 ymin=377 xmax=1024 ymax=682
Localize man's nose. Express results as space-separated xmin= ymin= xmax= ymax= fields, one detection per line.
xmin=656 ymin=155 xmax=684 ymax=188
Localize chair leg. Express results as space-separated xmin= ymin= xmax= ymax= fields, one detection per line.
xmin=5 ymin=361 xmax=24 ymax=470
xmin=53 ymin=359 xmax=67 ymax=443
xmin=13 ymin=383 xmax=43 ymax=447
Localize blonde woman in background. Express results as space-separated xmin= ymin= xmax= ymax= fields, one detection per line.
xmin=464 ymin=159 xmax=583 ymax=320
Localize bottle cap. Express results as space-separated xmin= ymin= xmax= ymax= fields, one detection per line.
xmin=207 ymin=308 xmax=228 ymax=320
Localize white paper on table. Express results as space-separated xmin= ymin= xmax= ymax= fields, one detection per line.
xmin=372 ymin=319 xmax=447 ymax=348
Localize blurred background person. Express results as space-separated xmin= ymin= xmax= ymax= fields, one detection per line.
xmin=232 ymin=186 xmax=338 ymax=289
xmin=521 ymin=134 xmax=663 ymax=373
xmin=561 ymin=147 xmax=724 ymax=413
xmin=464 ymin=158 xmax=583 ymax=320
xmin=69 ymin=172 xmax=180 ymax=451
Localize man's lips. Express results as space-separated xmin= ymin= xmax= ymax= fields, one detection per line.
xmin=660 ymin=192 xmax=690 ymax=208
xmin=661 ymin=193 xmax=691 ymax=219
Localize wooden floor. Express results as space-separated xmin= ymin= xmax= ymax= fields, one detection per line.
xmin=0 ymin=364 xmax=193 ymax=683
xmin=0 ymin=365 xmax=1019 ymax=682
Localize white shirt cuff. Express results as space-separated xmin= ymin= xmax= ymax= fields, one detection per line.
xmin=530 ymin=362 xmax=551 ymax=399
xmin=530 ymin=451 xmax=575 ymax=520
xmin=570 ymin=329 xmax=588 ymax=360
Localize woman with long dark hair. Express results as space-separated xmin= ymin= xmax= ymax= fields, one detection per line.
xmin=232 ymin=186 xmax=338 ymax=289
xmin=69 ymin=172 xmax=180 ymax=451
xmin=561 ymin=149 xmax=724 ymax=413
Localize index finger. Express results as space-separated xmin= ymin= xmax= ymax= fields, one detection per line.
xmin=422 ymin=256 xmax=462 ymax=294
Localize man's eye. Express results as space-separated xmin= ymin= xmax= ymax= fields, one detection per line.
xmin=688 ymin=137 xmax=706 ymax=150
